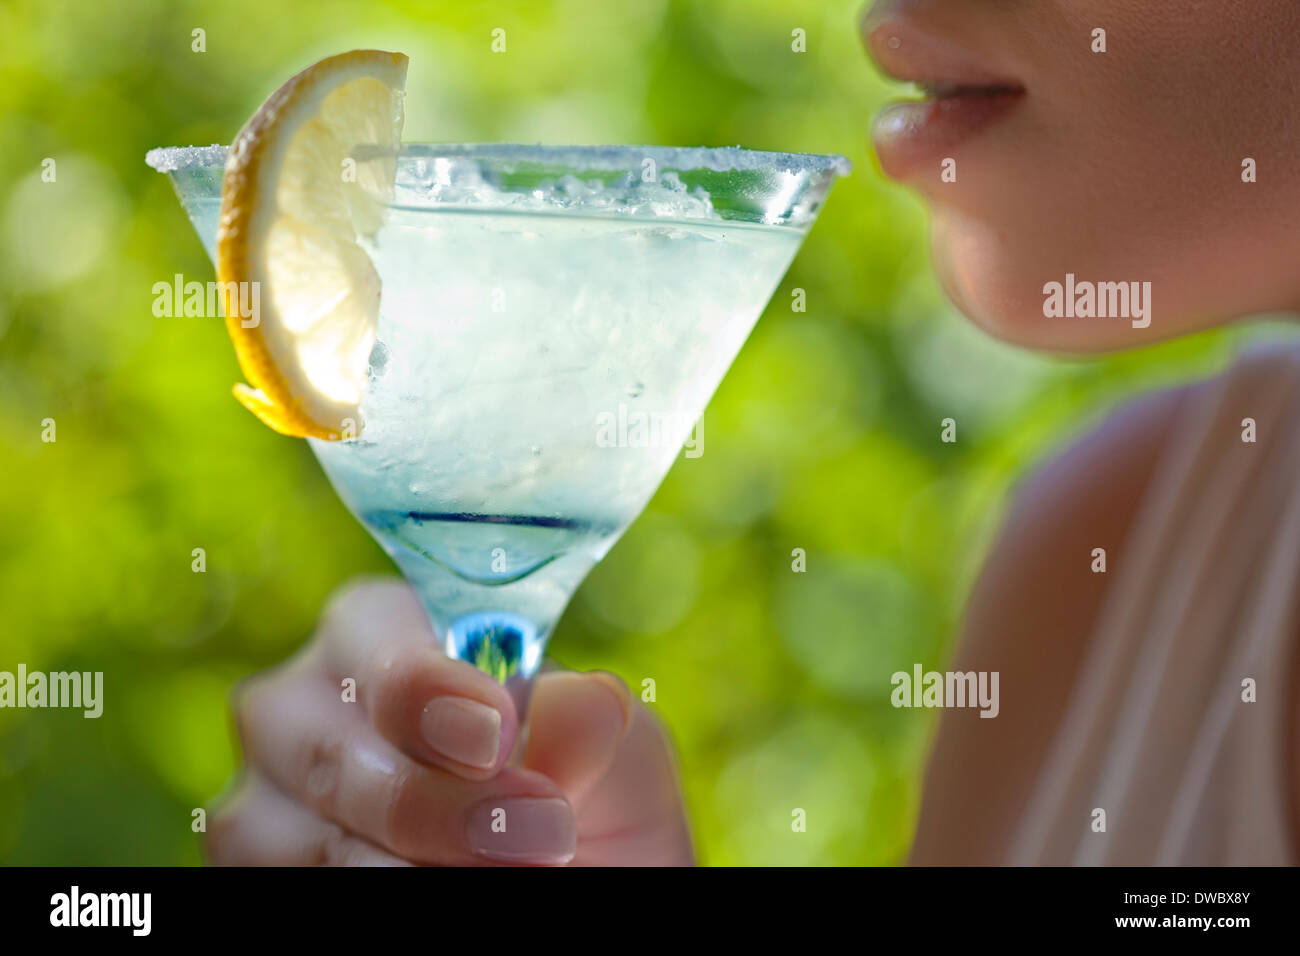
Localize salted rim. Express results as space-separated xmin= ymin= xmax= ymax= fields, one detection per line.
xmin=146 ymin=142 xmax=851 ymax=177
xmin=144 ymin=144 xmax=229 ymax=173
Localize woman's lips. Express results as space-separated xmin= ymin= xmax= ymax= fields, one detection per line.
xmin=872 ymin=86 xmax=1025 ymax=179
xmin=863 ymin=10 xmax=1026 ymax=180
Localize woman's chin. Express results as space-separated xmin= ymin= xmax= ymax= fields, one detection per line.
xmin=928 ymin=221 xmax=1165 ymax=354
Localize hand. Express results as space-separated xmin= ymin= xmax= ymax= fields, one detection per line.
xmin=206 ymin=578 xmax=694 ymax=866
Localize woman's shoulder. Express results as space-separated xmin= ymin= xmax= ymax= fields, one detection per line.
xmin=912 ymin=341 xmax=1300 ymax=862
xmin=912 ymin=379 xmax=1198 ymax=861
xmin=1006 ymin=337 xmax=1300 ymax=562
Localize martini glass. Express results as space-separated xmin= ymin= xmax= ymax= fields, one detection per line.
xmin=147 ymin=143 xmax=847 ymax=721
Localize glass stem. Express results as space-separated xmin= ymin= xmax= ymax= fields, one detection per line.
xmin=444 ymin=611 xmax=541 ymax=764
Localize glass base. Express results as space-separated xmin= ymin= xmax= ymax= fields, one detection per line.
xmin=445 ymin=611 xmax=543 ymax=723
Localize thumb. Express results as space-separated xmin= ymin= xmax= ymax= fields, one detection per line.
xmin=523 ymin=671 xmax=632 ymax=806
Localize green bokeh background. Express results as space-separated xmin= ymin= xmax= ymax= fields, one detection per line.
xmin=0 ymin=0 xmax=1284 ymax=865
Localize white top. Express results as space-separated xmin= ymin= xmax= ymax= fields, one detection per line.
xmin=1007 ymin=343 xmax=1300 ymax=864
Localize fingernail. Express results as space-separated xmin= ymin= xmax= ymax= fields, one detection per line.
xmin=587 ymin=671 xmax=634 ymax=737
xmin=420 ymin=697 xmax=501 ymax=769
xmin=466 ymin=797 xmax=576 ymax=864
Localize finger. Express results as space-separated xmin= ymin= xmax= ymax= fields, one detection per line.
xmin=236 ymin=668 xmax=577 ymax=865
xmin=524 ymin=671 xmax=632 ymax=806
xmin=571 ymin=705 xmax=694 ymax=866
xmin=207 ymin=775 xmax=411 ymax=866
xmin=311 ymin=577 xmax=518 ymax=778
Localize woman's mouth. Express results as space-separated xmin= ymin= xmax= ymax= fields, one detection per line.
xmin=864 ymin=12 xmax=1026 ymax=179
xmin=872 ymin=84 xmax=1025 ymax=178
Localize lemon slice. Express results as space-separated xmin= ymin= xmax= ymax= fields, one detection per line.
xmin=217 ymin=50 xmax=408 ymax=440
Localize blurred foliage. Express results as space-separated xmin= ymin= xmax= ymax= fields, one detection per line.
xmin=0 ymin=0 xmax=1284 ymax=865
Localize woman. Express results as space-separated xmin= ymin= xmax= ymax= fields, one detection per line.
xmin=209 ymin=0 xmax=1300 ymax=865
